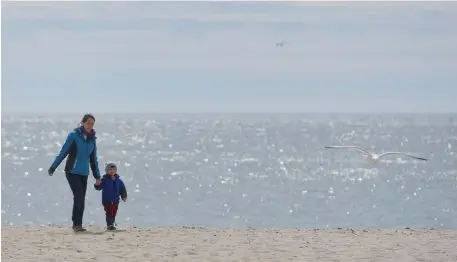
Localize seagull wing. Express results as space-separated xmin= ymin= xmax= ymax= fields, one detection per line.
xmin=325 ymin=145 xmax=371 ymax=155
xmin=377 ymin=152 xmax=428 ymax=161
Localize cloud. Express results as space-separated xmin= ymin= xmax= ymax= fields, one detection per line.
xmin=2 ymin=1 xmax=457 ymax=75
xmin=3 ymin=1 xmax=456 ymax=23
xmin=3 ymin=29 xmax=455 ymax=75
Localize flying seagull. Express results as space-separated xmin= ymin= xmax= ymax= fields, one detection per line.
xmin=276 ymin=41 xmax=287 ymax=47
xmin=325 ymin=145 xmax=428 ymax=163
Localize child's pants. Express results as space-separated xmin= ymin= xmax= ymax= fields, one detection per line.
xmin=103 ymin=202 xmax=119 ymax=226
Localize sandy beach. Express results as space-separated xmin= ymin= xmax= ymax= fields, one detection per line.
xmin=2 ymin=226 xmax=457 ymax=262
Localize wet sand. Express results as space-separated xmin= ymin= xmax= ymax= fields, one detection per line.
xmin=2 ymin=226 xmax=457 ymax=262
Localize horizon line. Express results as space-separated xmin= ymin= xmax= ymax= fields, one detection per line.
xmin=3 ymin=111 xmax=457 ymax=115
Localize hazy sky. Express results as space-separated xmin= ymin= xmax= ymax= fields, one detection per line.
xmin=2 ymin=1 xmax=457 ymax=113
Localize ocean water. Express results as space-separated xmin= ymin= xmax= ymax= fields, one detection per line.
xmin=1 ymin=113 xmax=457 ymax=229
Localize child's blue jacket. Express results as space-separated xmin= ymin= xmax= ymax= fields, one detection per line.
xmin=94 ymin=174 xmax=127 ymax=203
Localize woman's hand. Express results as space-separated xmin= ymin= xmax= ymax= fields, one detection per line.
xmin=95 ymin=179 xmax=101 ymax=186
xmin=48 ymin=167 xmax=55 ymax=176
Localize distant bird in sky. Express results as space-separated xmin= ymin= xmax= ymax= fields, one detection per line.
xmin=276 ymin=41 xmax=287 ymax=47
xmin=325 ymin=145 xmax=428 ymax=163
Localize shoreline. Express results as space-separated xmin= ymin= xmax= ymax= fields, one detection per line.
xmin=3 ymin=226 xmax=457 ymax=261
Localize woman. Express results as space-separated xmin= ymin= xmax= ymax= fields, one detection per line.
xmin=48 ymin=113 xmax=101 ymax=232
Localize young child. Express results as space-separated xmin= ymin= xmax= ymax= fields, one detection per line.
xmin=94 ymin=163 xmax=127 ymax=230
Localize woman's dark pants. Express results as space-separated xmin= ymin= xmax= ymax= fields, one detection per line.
xmin=65 ymin=173 xmax=88 ymax=227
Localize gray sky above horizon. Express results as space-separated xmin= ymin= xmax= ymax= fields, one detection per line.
xmin=2 ymin=1 xmax=457 ymax=113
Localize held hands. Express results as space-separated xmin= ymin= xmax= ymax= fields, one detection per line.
xmin=122 ymin=198 xmax=127 ymax=202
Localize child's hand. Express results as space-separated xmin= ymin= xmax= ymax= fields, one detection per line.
xmin=122 ymin=198 xmax=127 ymax=202
xmin=93 ymin=183 xmax=102 ymax=190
